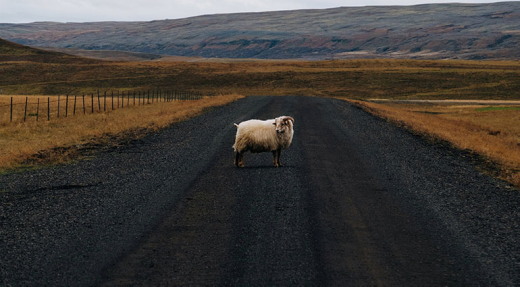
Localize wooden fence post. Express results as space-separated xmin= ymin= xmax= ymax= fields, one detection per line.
xmin=57 ymin=95 xmax=60 ymax=118
xmin=82 ymin=94 xmax=86 ymax=114
xmin=65 ymin=95 xmax=69 ymax=117
xmin=91 ymin=94 xmax=94 ymax=114
xmin=23 ymin=97 xmax=28 ymax=122
xmin=111 ymin=91 xmax=114 ymax=110
xmin=36 ymin=98 xmax=40 ymax=121
xmin=47 ymin=97 xmax=50 ymax=121
xmin=97 ymin=90 xmax=101 ymax=112
xmin=73 ymin=95 xmax=77 ymax=115
xmin=10 ymin=97 xmax=13 ymax=122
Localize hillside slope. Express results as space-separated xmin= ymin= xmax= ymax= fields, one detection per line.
xmin=1 ymin=2 xmax=519 ymax=60
xmin=1 ymin=37 xmax=520 ymax=99
xmin=0 ymin=38 xmax=96 ymax=63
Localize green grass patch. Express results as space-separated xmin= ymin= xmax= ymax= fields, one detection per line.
xmin=476 ymin=106 xmax=520 ymax=112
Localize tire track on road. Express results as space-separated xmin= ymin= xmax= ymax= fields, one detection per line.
xmin=102 ymin=96 xmax=319 ymax=286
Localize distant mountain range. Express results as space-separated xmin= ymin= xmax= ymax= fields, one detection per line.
xmin=1 ymin=2 xmax=519 ymax=60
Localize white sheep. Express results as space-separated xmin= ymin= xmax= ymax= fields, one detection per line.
xmin=233 ymin=116 xmax=295 ymax=167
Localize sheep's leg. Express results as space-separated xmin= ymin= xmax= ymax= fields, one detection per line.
xmin=235 ymin=151 xmax=244 ymax=167
xmin=273 ymin=149 xmax=282 ymax=167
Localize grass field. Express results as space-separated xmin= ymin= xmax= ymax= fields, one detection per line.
xmin=346 ymin=99 xmax=520 ymax=187
xmin=2 ymin=42 xmax=519 ymax=186
xmin=0 ymin=94 xmax=242 ymax=171
xmin=1 ymin=58 xmax=520 ymax=100
xmin=0 ymin=91 xmax=201 ymax=124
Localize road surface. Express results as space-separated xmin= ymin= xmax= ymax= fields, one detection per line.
xmin=1 ymin=96 xmax=519 ymax=286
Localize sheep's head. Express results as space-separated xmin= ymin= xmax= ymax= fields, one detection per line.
xmin=273 ymin=116 xmax=295 ymax=134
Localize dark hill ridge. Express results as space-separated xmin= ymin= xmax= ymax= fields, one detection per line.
xmin=0 ymin=2 xmax=519 ymax=60
xmin=0 ymin=38 xmax=96 ymax=63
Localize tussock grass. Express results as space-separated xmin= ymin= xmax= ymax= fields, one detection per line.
xmin=347 ymin=99 xmax=520 ymax=188
xmin=0 ymin=94 xmax=243 ymax=171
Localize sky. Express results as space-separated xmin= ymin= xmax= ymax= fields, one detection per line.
xmin=0 ymin=0 xmax=504 ymax=23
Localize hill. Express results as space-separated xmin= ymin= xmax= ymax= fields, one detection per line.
xmin=0 ymin=2 xmax=519 ymax=60
xmin=0 ymin=37 xmax=96 ymax=63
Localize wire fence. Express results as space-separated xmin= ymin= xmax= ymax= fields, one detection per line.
xmin=0 ymin=90 xmax=202 ymax=124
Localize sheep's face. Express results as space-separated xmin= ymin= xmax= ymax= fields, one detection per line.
xmin=273 ymin=116 xmax=294 ymax=134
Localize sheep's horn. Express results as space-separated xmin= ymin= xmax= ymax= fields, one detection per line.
xmin=284 ymin=116 xmax=295 ymax=123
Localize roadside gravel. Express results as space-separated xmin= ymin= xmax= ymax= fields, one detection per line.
xmin=0 ymin=96 xmax=266 ymax=286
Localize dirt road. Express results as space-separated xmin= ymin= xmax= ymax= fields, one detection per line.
xmin=1 ymin=96 xmax=519 ymax=286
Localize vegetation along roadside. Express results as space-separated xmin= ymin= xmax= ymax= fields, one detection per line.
xmin=346 ymin=99 xmax=520 ymax=188
xmin=0 ymin=94 xmax=243 ymax=172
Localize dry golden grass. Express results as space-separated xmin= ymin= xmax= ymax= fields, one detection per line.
xmin=1 ymin=93 xmax=195 ymax=123
xmin=0 ymin=94 xmax=243 ymax=171
xmin=2 ymin=59 xmax=520 ymax=100
xmin=1 ymin=95 xmax=57 ymax=123
xmin=345 ymin=99 xmax=520 ymax=187
xmin=3 ymin=50 xmax=520 ymax=185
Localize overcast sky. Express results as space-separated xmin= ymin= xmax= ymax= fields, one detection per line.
xmin=0 ymin=0 xmax=503 ymax=23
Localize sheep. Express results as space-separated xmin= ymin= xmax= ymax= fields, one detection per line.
xmin=233 ymin=116 xmax=295 ymax=167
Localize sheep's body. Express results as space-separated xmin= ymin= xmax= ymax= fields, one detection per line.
xmin=233 ymin=116 xmax=294 ymax=167
xmin=233 ymin=119 xmax=289 ymax=153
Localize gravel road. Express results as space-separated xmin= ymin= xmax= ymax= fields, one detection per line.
xmin=1 ymin=96 xmax=519 ymax=286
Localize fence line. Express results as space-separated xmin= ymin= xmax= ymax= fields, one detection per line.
xmin=0 ymin=89 xmax=203 ymax=124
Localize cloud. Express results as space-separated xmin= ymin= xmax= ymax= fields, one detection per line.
xmin=0 ymin=0 xmax=500 ymax=23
